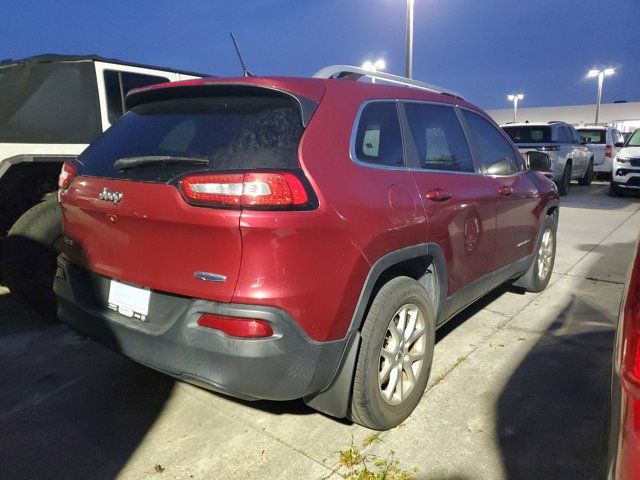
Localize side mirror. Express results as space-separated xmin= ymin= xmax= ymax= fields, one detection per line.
xmin=580 ymin=137 xmax=590 ymax=145
xmin=614 ymin=142 xmax=625 ymax=148
xmin=526 ymin=151 xmax=551 ymax=172
xmin=486 ymin=158 xmax=514 ymax=176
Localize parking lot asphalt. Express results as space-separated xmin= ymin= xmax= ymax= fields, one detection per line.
xmin=1 ymin=183 xmax=639 ymax=480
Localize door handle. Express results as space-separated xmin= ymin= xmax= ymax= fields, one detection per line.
xmin=425 ymin=190 xmax=452 ymax=202
xmin=498 ymin=186 xmax=513 ymax=196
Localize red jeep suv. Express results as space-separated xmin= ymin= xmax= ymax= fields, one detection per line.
xmin=54 ymin=66 xmax=559 ymax=430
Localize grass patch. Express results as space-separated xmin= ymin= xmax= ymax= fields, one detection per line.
xmin=325 ymin=438 xmax=418 ymax=480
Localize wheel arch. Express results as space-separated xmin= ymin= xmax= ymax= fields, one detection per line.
xmin=303 ymin=243 xmax=447 ymax=419
xmin=349 ymin=243 xmax=447 ymax=333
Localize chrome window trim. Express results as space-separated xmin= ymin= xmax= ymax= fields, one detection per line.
xmin=349 ymin=99 xmax=411 ymax=172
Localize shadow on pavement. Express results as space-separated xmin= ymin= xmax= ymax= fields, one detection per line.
xmin=494 ymin=240 xmax=630 ymax=479
xmin=560 ymin=182 xmax=640 ymax=211
xmin=0 ymin=292 xmax=174 ymax=480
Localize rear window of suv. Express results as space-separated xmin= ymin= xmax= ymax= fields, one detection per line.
xmin=77 ymin=94 xmax=305 ymax=182
xmin=577 ymin=129 xmax=606 ymax=144
xmin=502 ymin=126 xmax=552 ymax=144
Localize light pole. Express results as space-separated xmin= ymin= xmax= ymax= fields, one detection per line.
xmin=361 ymin=59 xmax=386 ymax=83
xmin=587 ymin=68 xmax=615 ymax=125
xmin=507 ymin=94 xmax=524 ymax=122
xmin=405 ymin=0 xmax=415 ymax=78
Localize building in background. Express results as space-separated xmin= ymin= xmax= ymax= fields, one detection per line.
xmin=486 ymin=102 xmax=640 ymax=132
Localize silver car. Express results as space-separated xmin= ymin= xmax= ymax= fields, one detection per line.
xmin=502 ymin=121 xmax=594 ymax=195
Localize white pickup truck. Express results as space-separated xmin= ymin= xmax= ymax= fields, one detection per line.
xmin=501 ymin=121 xmax=594 ymax=196
xmin=0 ymin=54 xmax=204 ymax=306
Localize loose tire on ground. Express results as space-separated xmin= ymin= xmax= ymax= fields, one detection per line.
xmin=349 ymin=276 xmax=435 ymax=430
xmin=578 ymin=159 xmax=594 ymax=186
xmin=513 ymin=215 xmax=557 ymax=293
xmin=1 ymin=198 xmax=63 ymax=312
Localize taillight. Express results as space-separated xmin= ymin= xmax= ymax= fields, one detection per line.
xmin=179 ymin=172 xmax=310 ymax=208
xmin=605 ymin=145 xmax=613 ymax=158
xmin=197 ymin=314 xmax=274 ymax=338
xmin=537 ymin=146 xmax=561 ymax=152
xmin=618 ymin=241 xmax=640 ymax=396
xmin=58 ymin=161 xmax=77 ymax=190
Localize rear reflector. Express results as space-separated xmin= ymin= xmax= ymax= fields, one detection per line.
xmin=179 ymin=172 xmax=309 ymax=208
xmin=197 ymin=314 xmax=274 ymax=338
xmin=605 ymin=145 xmax=613 ymax=158
xmin=58 ymin=161 xmax=78 ymax=190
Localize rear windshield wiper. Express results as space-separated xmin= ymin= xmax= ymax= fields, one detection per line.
xmin=113 ymin=155 xmax=210 ymax=171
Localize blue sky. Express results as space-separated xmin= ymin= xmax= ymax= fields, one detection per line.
xmin=3 ymin=0 xmax=639 ymax=109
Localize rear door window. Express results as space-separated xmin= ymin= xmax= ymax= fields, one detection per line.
xmin=78 ymin=93 xmax=305 ymax=182
xmin=557 ymin=127 xmax=570 ymax=143
xmin=104 ymin=70 xmax=170 ymax=124
xmin=403 ymin=103 xmax=474 ymax=172
xmin=353 ymin=102 xmax=405 ymax=167
xmin=463 ymin=110 xmax=521 ymax=176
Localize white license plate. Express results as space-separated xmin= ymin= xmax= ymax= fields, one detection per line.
xmin=108 ymin=280 xmax=151 ymax=321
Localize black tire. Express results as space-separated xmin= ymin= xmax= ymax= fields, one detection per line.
xmin=578 ymin=159 xmax=594 ymax=186
xmin=1 ymin=198 xmax=62 ymax=312
xmin=349 ymin=276 xmax=435 ymax=430
xmin=514 ymin=216 xmax=557 ymax=293
xmin=609 ymin=181 xmax=622 ymax=197
xmin=556 ymin=163 xmax=572 ymax=196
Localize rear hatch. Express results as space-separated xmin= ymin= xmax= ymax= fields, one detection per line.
xmin=60 ymin=83 xmax=316 ymax=303
xmin=501 ymin=124 xmax=558 ymax=167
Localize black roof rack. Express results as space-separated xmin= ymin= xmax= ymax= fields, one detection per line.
xmin=0 ymin=53 xmax=211 ymax=78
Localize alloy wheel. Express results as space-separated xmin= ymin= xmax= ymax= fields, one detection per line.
xmin=537 ymin=228 xmax=554 ymax=280
xmin=378 ymin=303 xmax=427 ymax=406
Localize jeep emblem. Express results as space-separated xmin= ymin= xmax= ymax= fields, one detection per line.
xmin=98 ymin=187 xmax=123 ymax=205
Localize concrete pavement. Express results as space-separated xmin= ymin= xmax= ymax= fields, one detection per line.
xmin=1 ymin=183 xmax=639 ymax=479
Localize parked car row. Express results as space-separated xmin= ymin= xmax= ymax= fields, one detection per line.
xmin=501 ymin=121 xmax=594 ymax=195
xmin=500 ymin=119 xmax=639 ymax=198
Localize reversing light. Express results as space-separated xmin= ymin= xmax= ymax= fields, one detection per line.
xmin=179 ymin=172 xmax=309 ymax=208
xmin=58 ymin=161 xmax=78 ymax=190
xmin=197 ymin=314 xmax=274 ymax=338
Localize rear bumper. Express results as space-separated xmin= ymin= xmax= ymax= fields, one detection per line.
xmin=54 ymin=257 xmax=349 ymax=402
xmin=595 ymin=156 xmax=613 ymax=173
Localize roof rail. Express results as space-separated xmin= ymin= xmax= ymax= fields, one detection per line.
xmin=313 ymin=65 xmax=465 ymax=100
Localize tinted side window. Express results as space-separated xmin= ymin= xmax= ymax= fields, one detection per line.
xmin=354 ymin=102 xmax=404 ymax=167
xmin=463 ymin=110 xmax=520 ymax=176
xmin=567 ymin=127 xmax=579 ymax=144
xmin=104 ymin=71 xmax=170 ymax=124
xmin=404 ymin=103 xmax=474 ymax=172
xmin=557 ymin=127 xmax=569 ymax=143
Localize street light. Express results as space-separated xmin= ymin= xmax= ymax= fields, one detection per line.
xmin=587 ymin=68 xmax=615 ymax=125
xmin=361 ymin=59 xmax=386 ymax=83
xmin=405 ymin=0 xmax=415 ymax=78
xmin=507 ymin=94 xmax=524 ymax=122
